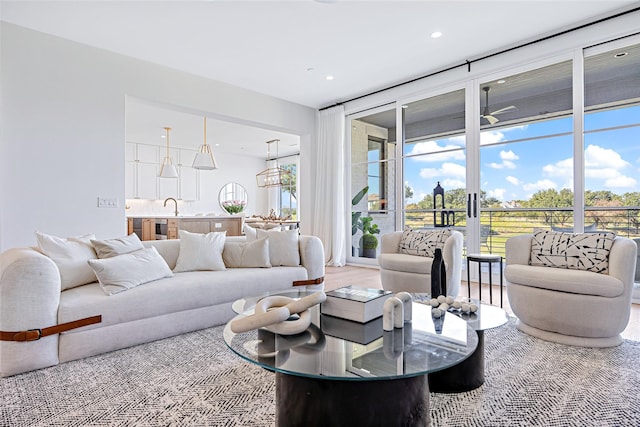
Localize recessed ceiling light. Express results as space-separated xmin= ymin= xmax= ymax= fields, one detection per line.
xmin=215 ymin=143 xmax=220 ymax=146
xmin=497 ymin=79 xmax=506 ymax=84
xmin=431 ymin=31 xmax=442 ymax=39
xmin=614 ymin=52 xmax=628 ymax=58
xmin=161 ymin=135 xmax=166 ymax=138
xmin=325 ymin=75 xmax=334 ymax=81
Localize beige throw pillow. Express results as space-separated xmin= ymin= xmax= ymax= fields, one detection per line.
xmin=35 ymin=231 xmax=98 ymax=290
xmin=223 ymin=238 xmax=271 ymax=268
xmin=173 ymin=230 xmax=227 ymax=272
xmin=91 ymin=233 xmax=144 ymax=259
xmin=88 ymin=247 xmax=173 ymax=295
xmin=256 ymin=229 xmax=300 ymax=266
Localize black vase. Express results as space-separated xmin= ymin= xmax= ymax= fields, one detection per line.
xmin=430 ymin=248 xmax=447 ymax=297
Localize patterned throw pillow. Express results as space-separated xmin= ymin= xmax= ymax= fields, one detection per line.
xmin=530 ymin=230 xmax=616 ymax=273
xmin=399 ymin=228 xmax=451 ymax=258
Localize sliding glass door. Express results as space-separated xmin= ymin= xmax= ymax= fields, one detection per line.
xmin=349 ymin=107 xmax=397 ymax=262
xmin=402 ymin=89 xmax=467 ymax=242
xmin=477 ymin=61 xmax=574 ymax=257
xmin=583 ymin=41 xmax=640 ymax=236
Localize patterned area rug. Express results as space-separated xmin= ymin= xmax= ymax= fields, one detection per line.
xmin=1 ymin=318 xmax=639 ymax=426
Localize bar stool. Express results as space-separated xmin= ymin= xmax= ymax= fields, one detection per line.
xmin=466 ymin=254 xmax=503 ymax=307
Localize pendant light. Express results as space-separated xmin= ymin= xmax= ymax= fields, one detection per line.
xmin=256 ymin=139 xmax=291 ymax=188
xmin=159 ymin=127 xmax=179 ymax=178
xmin=192 ymin=116 xmax=218 ymax=170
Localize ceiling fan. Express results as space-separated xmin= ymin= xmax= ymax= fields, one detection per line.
xmin=481 ymin=86 xmax=517 ymax=125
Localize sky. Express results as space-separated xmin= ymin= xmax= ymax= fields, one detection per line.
xmin=404 ymin=105 xmax=640 ymax=204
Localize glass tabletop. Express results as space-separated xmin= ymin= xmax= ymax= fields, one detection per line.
xmin=224 ymin=290 xmax=479 ymax=381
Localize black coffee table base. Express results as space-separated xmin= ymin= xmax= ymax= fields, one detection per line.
xmin=428 ymin=330 xmax=485 ymax=392
xmin=276 ymin=372 xmax=429 ymax=426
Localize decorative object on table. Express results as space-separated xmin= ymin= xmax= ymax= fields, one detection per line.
xmin=229 ymin=292 xmax=326 ymax=335
xmin=320 ymin=285 xmax=392 ymax=323
xmin=322 ymin=286 xmax=386 ymax=319
xmin=192 ymin=116 xmax=218 ymax=170
xmin=159 ymin=127 xmax=178 ymax=178
xmin=256 ymin=139 xmax=291 ymax=188
xmin=383 ymin=291 xmax=414 ymax=331
xmin=430 ymin=247 xmax=447 ymax=296
xmin=427 ymin=295 xmax=477 ymax=318
xmin=359 ymin=215 xmax=380 ymax=258
xmin=382 ymin=297 xmax=404 ymax=331
xmin=251 ymin=209 xmax=291 ymax=222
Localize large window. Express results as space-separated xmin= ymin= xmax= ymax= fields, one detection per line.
xmin=346 ymin=35 xmax=640 ymax=263
xmin=279 ymin=155 xmax=298 ymax=220
xmin=583 ymin=42 xmax=640 ymax=234
xmin=350 ymin=108 xmax=396 ymax=260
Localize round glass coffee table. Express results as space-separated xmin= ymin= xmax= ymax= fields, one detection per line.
xmin=428 ymin=299 xmax=509 ymax=392
xmin=224 ymin=290 xmax=478 ymax=427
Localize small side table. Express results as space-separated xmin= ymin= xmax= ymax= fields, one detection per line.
xmin=466 ymin=254 xmax=503 ymax=307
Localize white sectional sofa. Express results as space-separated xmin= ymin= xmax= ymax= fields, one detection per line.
xmin=0 ymin=233 xmax=325 ymax=377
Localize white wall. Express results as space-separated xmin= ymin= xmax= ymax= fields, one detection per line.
xmin=125 ymin=150 xmax=266 ymax=218
xmin=0 ymin=22 xmax=315 ymax=250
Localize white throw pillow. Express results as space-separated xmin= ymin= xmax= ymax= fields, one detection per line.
xmin=223 ymin=238 xmax=272 ymax=268
xmin=530 ymin=230 xmax=615 ymax=273
xmin=256 ymin=229 xmax=300 ymax=267
xmin=244 ymin=223 xmax=281 ymax=240
xmin=88 ymin=247 xmax=173 ymax=295
xmin=35 ymin=231 xmax=98 ymax=290
xmin=398 ymin=228 xmax=451 ymax=258
xmin=91 ymin=233 xmax=144 ymax=259
xmin=173 ymin=230 xmax=227 ymax=272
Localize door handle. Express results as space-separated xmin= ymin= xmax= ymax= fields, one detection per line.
xmin=473 ymin=193 xmax=478 ymax=218
xmin=467 ymin=194 xmax=471 ymax=218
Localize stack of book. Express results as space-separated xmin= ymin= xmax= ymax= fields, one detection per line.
xmin=320 ymin=285 xmax=393 ymax=323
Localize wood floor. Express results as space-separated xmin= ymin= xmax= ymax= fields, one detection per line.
xmin=325 ymin=265 xmax=640 ymax=342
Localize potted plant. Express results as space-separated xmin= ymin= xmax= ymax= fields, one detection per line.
xmin=359 ymin=215 xmax=380 ymax=258
xmin=351 ymin=186 xmax=369 ymax=256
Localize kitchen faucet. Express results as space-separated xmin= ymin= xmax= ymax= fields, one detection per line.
xmin=163 ymin=197 xmax=178 ymax=217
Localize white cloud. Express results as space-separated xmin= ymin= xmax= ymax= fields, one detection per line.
xmin=543 ymin=145 xmax=635 ymax=189
xmin=543 ymin=158 xmax=572 ymax=177
xmin=500 ymin=150 xmax=519 ymax=161
xmin=585 ymin=144 xmax=630 ymax=169
xmin=506 ymin=176 xmax=520 ymax=185
xmin=606 ymin=176 xmax=637 ymax=188
xmin=419 ymin=162 xmax=466 ymax=180
xmin=408 ymin=140 xmax=465 ymax=162
xmin=442 ymin=178 xmax=466 ymax=188
xmin=488 ymin=150 xmax=518 ymax=169
xmin=523 ymin=179 xmax=557 ymax=192
xmin=479 ymin=131 xmax=505 ymax=146
xmin=487 ymin=188 xmax=506 ymax=200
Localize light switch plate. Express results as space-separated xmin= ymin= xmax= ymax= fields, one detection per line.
xmin=97 ymin=197 xmax=119 ymax=208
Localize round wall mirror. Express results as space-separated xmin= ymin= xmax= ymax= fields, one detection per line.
xmin=219 ymin=183 xmax=248 ymax=214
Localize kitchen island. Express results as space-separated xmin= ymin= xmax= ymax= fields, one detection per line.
xmin=126 ymin=215 xmax=243 ymax=240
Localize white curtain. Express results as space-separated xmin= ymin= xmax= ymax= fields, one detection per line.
xmin=312 ymin=105 xmax=346 ymax=266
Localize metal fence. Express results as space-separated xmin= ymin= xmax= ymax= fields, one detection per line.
xmin=405 ymin=206 xmax=640 ymax=258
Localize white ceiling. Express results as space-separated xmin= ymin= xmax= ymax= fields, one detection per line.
xmin=2 ymin=1 xmax=637 ymax=156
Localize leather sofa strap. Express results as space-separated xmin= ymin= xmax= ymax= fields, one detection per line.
xmin=0 ymin=315 xmax=102 ymax=342
xmin=292 ymin=277 xmax=324 ymax=287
